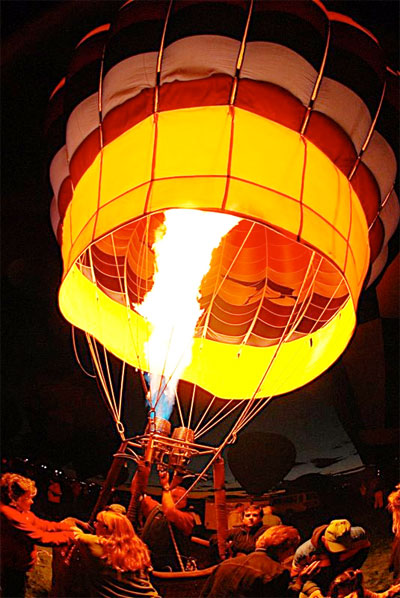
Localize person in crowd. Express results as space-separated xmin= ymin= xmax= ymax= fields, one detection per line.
xmin=139 ymin=468 xmax=196 ymax=571
xmin=73 ymin=509 xmax=160 ymax=597
xmin=225 ymin=503 xmax=267 ymax=557
xmin=201 ymin=524 xmax=303 ymax=597
xmin=107 ymin=502 xmax=127 ymax=515
xmin=387 ymin=484 xmax=400 ymax=582
xmin=228 ymin=503 xmax=245 ymax=529
xmin=327 ymin=568 xmax=400 ymax=598
xmin=0 ymin=472 xmax=86 ymax=598
xmin=291 ymin=519 xmax=370 ymax=598
xmin=262 ymin=504 xmax=282 ymax=528
xmin=188 ymin=504 xmax=203 ymax=527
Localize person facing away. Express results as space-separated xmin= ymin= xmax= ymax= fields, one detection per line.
xmin=226 ymin=503 xmax=268 ymax=557
xmin=262 ymin=504 xmax=282 ymax=528
xmin=290 ymin=518 xmax=371 ymax=598
xmin=228 ymin=503 xmax=245 ymax=529
xmin=0 ymin=472 xmax=85 ymax=598
xmin=73 ymin=509 xmax=160 ymax=598
xmin=139 ymin=468 xmax=195 ymax=571
xmin=200 ymin=524 xmax=301 ymax=598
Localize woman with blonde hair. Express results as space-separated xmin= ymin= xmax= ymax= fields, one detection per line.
xmin=73 ymin=508 xmax=160 ymax=597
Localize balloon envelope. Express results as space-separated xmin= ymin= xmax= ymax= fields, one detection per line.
xmin=227 ymin=431 xmax=296 ymax=495
xmin=47 ymin=0 xmax=399 ymax=401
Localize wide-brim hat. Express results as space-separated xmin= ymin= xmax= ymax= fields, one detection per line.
xmin=324 ymin=519 xmax=352 ymax=552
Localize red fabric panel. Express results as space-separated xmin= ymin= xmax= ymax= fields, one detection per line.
xmin=112 ymin=0 xmax=169 ymax=36
xmin=368 ymin=217 xmax=384 ymax=263
xmin=69 ymin=127 xmax=101 ymax=187
xmin=56 ymin=222 xmax=63 ymax=246
xmin=236 ymin=79 xmax=305 ymax=132
xmin=307 ymin=111 xmax=357 ymax=177
xmin=102 ymin=87 xmax=154 ymax=145
xmin=159 ymin=74 xmax=232 ymax=111
xmin=350 ymin=162 xmax=381 ymax=226
xmin=68 ymin=32 xmax=107 ymax=79
xmin=57 ymin=177 xmax=73 ymax=220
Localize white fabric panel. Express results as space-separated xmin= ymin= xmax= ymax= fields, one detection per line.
xmin=241 ymin=41 xmax=316 ymax=106
xmin=362 ymin=130 xmax=397 ymax=201
xmin=49 ymin=145 xmax=70 ymax=198
xmin=380 ymin=190 xmax=400 ymax=246
xmin=50 ymin=196 xmax=60 ymax=238
xmin=66 ymin=92 xmax=99 ymax=159
xmin=367 ymin=190 xmax=399 ymax=285
xmin=161 ymin=35 xmax=238 ymax=84
xmin=367 ymin=244 xmax=388 ymax=286
xmin=102 ymin=52 xmax=158 ymax=118
xmin=313 ymin=77 xmax=371 ymax=152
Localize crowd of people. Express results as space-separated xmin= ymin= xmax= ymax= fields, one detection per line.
xmin=1 ymin=466 xmax=399 ymax=598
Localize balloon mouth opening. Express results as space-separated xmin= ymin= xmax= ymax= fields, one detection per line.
xmin=77 ymin=208 xmax=351 ymax=349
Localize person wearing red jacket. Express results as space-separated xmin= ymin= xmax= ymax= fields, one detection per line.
xmin=0 ymin=472 xmax=84 ymax=598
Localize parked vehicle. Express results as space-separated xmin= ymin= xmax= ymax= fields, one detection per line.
xmin=271 ymin=491 xmax=320 ymax=516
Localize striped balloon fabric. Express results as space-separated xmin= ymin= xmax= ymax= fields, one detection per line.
xmin=46 ymin=0 xmax=398 ymax=400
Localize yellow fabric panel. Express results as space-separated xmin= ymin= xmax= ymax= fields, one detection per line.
xmin=302 ymin=141 xmax=351 ymax=239
xmin=147 ymin=177 xmax=227 ymax=214
xmin=61 ymin=209 xmax=72 ymax=268
xmin=70 ymin=156 xmax=102 ymax=245
xmin=300 ymin=207 xmax=347 ymax=275
xmin=64 ymin=184 xmax=150 ymax=278
xmin=231 ymin=109 xmax=305 ymax=201
xmin=98 ymin=117 xmax=154 ymax=211
xmin=154 ymin=107 xmax=231 ymax=179
xmin=62 ymin=106 xmax=369 ymax=304
xmin=225 ymin=177 xmax=301 ymax=242
xmin=59 ymin=265 xmax=356 ymax=399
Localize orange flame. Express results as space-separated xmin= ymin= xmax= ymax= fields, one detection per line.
xmin=136 ymin=209 xmax=239 ymax=409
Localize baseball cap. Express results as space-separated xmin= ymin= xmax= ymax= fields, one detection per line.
xmin=324 ymin=519 xmax=352 ymax=552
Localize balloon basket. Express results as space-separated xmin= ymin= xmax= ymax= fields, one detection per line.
xmin=151 ymin=566 xmax=217 ymax=598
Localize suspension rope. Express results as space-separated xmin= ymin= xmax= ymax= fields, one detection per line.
xmin=300 ymin=18 xmax=331 ymax=135
xmin=238 ymin=225 xmax=269 ymax=353
xmin=195 ymin=400 xmax=244 ymax=441
xmin=348 ymin=80 xmax=387 ymax=181
xmin=194 ymin=395 xmax=217 ymax=436
xmin=199 ymin=222 xmax=255 ymax=335
xmin=174 ymin=387 xmax=185 ymax=428
xmin=71 ymin=326 xmax=96 ymax=378
xmin=187 ymin=383 xmax=197 ymax=430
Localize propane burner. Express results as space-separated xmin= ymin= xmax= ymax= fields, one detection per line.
xmin=169 ymin=427 xmax=195 ymax=471
xmin=145 ymin=416 xmax=171 ymax=437
xmin=130 ymin=417 xmax=217 ymax=473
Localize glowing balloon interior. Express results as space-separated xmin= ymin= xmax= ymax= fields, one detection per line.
xmin=47 ymin=0 xmax=398 ymax=408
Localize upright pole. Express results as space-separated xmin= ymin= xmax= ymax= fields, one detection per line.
xmin=127 ymin=438 xmax=154 ymax=526
xmin=213 ymin=456 xmax=228 ymax=560
xmin=89 ymin=440 xmax=128 ymax=524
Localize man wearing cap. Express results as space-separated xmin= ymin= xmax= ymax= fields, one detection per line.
xmin=290 ymin=519 xmax=371 ymax=598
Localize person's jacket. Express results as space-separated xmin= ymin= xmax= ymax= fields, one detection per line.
xmin=0 ymin=503 xmax=74 ymax=571
xmin=200 ymin=548 xmax=292 ymax=598
xmin=290 ymin=524 xmax=370 ymax=597
xmin=75 ymin=533 xmax=160 ymax=598
xmin=226 ymin=521 xmax=268 ymax=556
xmin=140 ymin=495 xmax=194 ymax=571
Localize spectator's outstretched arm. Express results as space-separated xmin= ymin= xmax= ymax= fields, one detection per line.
xmin=159 ymin=470 xmax=194 ymax=536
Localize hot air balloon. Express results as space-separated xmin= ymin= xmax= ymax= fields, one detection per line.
xmin=46 ymin=1 xmax=399 ymax=570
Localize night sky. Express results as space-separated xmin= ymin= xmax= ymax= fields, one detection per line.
xmin=1 ymin=1 xmax=399 ymax=487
